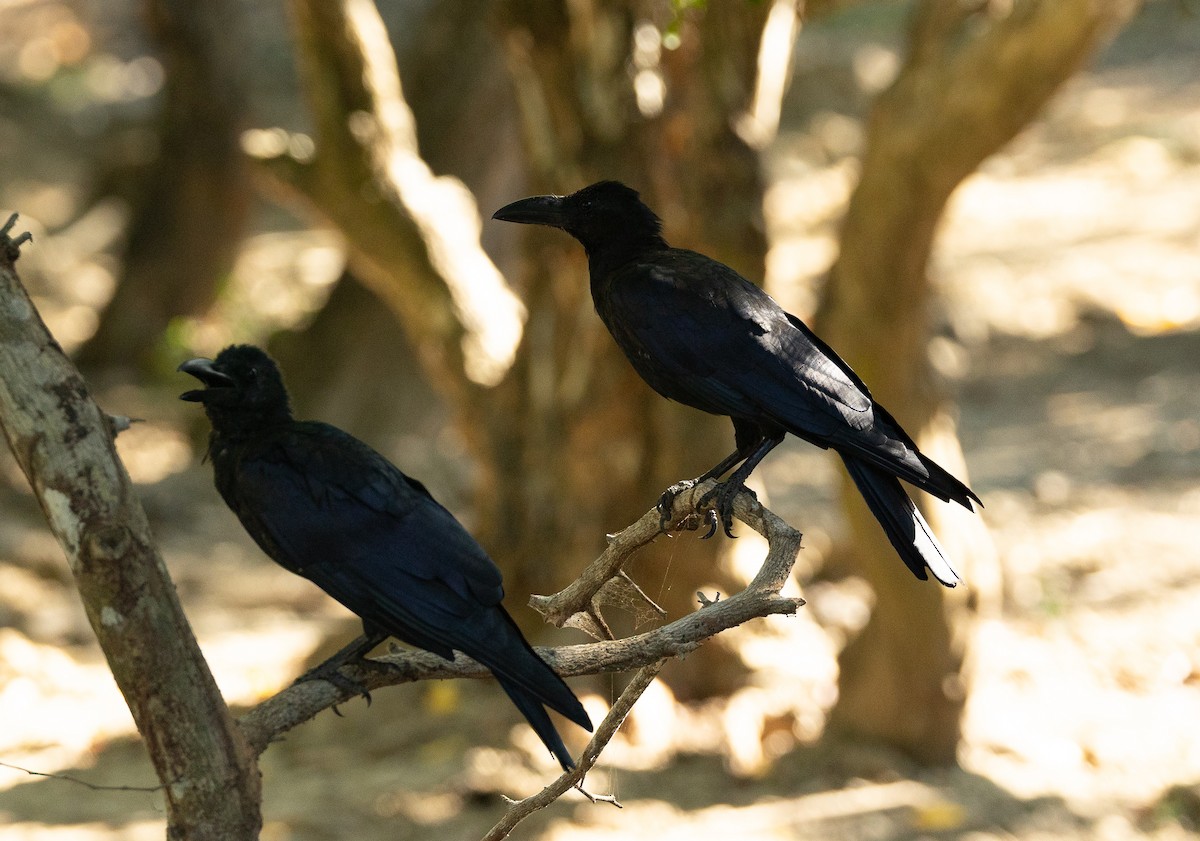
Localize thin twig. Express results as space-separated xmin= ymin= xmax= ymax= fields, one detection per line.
xmin=481 ymin=660 xmax=666 ymax=841
xmin=0 ymin=760 xmax=165 ymax=793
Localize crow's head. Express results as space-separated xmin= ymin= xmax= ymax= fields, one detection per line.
xmin=179 ymin=344 xmax=291 ymax=426
xmin=492 ymin=181 xmax=665 ymax=256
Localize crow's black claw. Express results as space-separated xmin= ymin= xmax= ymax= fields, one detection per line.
xmin=694 ymin=480 xmax=744 ymax=539
xmin=657 ymin=478 xmax=699 ymax=530
xmin=1 ymin=213 xmax=33 ymax=260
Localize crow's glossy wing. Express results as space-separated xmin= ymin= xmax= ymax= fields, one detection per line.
xmin=599 ymin=249 xmax=875 ymax=441
xmin=224 ymin=423 xmax=590 ymax=760
xmin=599 ymin=249 xmax=978 ymax=503
xmin=228 ymin=423 xmax=504 ymax=660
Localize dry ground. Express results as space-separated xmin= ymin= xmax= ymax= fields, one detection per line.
xmin=2 ymin=3 xmax=1200 ymax=840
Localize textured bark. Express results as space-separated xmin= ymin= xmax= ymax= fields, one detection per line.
xmin=77 ymin=0 xmax=250 ymax=376
xmin=0 ymin=222 xmax=261 ymax=838
xmin=818 ymin=0 xmax=1140 ymax=763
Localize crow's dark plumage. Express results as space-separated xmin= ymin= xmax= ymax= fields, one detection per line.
xmin=493 ymin=181 xmax=980 ymax=586
xmin=179 ymin=345 xmax=591 ymax=770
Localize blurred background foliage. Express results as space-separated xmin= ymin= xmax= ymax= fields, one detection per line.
xmin=2 ymin=0 xmax=1200 ymax=838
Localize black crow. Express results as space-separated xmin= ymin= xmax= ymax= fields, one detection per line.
xmin=180 ymin=345 xmax=592 ymax=770
xmin=493 ymin=181 xmax=979 ymax=586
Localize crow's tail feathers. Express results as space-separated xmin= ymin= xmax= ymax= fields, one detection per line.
xmin=914 ymin=450 xmax=983 ymax=511
xmin=841 ymin=455 xmax=961 ymax=587
xmin=861 ymin=403 xmax=981 ymax=511
xmin=474 ymin=609 xmax=593 ymax=772
xmin=495 ymin=675 xmax=579 ymax=773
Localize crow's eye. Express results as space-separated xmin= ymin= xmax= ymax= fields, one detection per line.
xmin=246 ymin=367 xmax=259 ymax=382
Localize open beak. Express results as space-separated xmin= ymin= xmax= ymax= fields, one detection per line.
xmin=492 ymin=194 xmax=568 ymax=228
xmin=178 ymin=357 xmax=234 ymax=402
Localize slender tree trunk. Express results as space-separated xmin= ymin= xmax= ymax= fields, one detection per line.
xmin=0 ymin=227 xmax=261 ymax=838
xmin=818 ymin=0 xmax=1139 ymax=763
xmin=487 ymin=0 xmax=777 ymax=696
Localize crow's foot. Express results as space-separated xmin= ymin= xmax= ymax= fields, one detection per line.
xmin=656 ymin=478 xmax=701 ymax=531
xmin=294 ymin=659 xmax=372 ymax=715
xmin=697 ymin=481 xmax=754 ymax=539
xmin=1 ymin=213 xmax=33 ymax=260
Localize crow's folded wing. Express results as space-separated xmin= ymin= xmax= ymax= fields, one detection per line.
xmin=230 ymin=423 xmax=503 ymax=659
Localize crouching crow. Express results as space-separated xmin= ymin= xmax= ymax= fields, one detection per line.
xmin=180 ymin=344 xmax=592 ymax=770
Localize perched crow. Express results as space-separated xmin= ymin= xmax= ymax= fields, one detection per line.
xmin=179 ymin=345 xmax=592 ymax=770
xmin=493 ymin=181 xmax=980 ymax=586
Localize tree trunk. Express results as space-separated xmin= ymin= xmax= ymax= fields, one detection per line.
xmin=0 ymin=226 xmax=261 ymax=839
xmin=818 ymin=0 xmax=1139 ymax=763
xmin=76 ymin=0 xmax=250 ymax=377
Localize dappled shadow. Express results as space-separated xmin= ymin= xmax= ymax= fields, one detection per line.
xmin=3 ymin=2 xmax=1200 ymax=840
xmin=962 ymin=317 xmax=1200 ymax=495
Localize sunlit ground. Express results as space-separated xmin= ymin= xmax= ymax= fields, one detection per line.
xmin=3 ymin=4 xmax=1200 ymax=841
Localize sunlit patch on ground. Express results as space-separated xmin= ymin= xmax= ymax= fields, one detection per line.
xmin=2 ymin=5 xmax=1200 ymax=841
xmin=541 ymin=780 xmax=965 ymax=841
xmin=200 ymin=622 xmax=327 ymax=705
xmin=0 ymin=631 xmax=135 ymax=788
xmin=0 ymin=822 xmax=164 ymax=841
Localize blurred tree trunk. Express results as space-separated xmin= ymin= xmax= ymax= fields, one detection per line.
xmin=76 ymin=0 xmax=249 ymax=376
xmin=488 ymin=1 xmax=775 ymax=698
xmin=487 ymin=0 xmax=768 ymax=609
xmin=253 ymin=0 xmax=792 ymax=698
xmin=817 ymin=0 xmax=1139 ymax=763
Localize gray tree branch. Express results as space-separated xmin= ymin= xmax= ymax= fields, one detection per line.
xmin=0 ymin=216 xmax=262 ymax=840
xmin=238 ymin=483 xmax=805 ymax=757
xmin=483 ymin=661 xmax=666 ymax=841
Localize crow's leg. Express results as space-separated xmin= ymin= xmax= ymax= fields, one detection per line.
xmin=698 ymin=432 xmax=785 ymax=538
xmin=657 ymin=444 xmax=756 ymax=530
xmin=294 ymin=630 xmax=388 ymax=713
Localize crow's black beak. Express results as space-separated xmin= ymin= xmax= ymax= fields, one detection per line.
xmin=178 ymin=357 xmax=234 ymax=402
xmin=492 ymin=195 xmax=568 ymax=228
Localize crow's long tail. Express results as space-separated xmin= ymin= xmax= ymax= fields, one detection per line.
xmin=471 ymin=609 xmax=593 ymax=772
xmin=841 ymin=455 xmax=961 ymax=587
xmin=494 ymin=675 xmax=579 ymax=772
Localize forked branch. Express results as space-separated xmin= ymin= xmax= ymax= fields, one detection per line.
xmin=239 ymin=484 xmax=805 ymax=756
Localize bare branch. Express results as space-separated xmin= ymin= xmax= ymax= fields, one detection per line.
xmin=238 ymin=483 xmax=805 ymax=756
xmin=0 ymin=218 xmax=261 ymax=839
xmin=0 ymin=760 xmax=165 ymax=794
xmin=482 ymin=661 xmax=666 ymax=841
xmin=531 ymin=479 xmax=802 ymax=633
